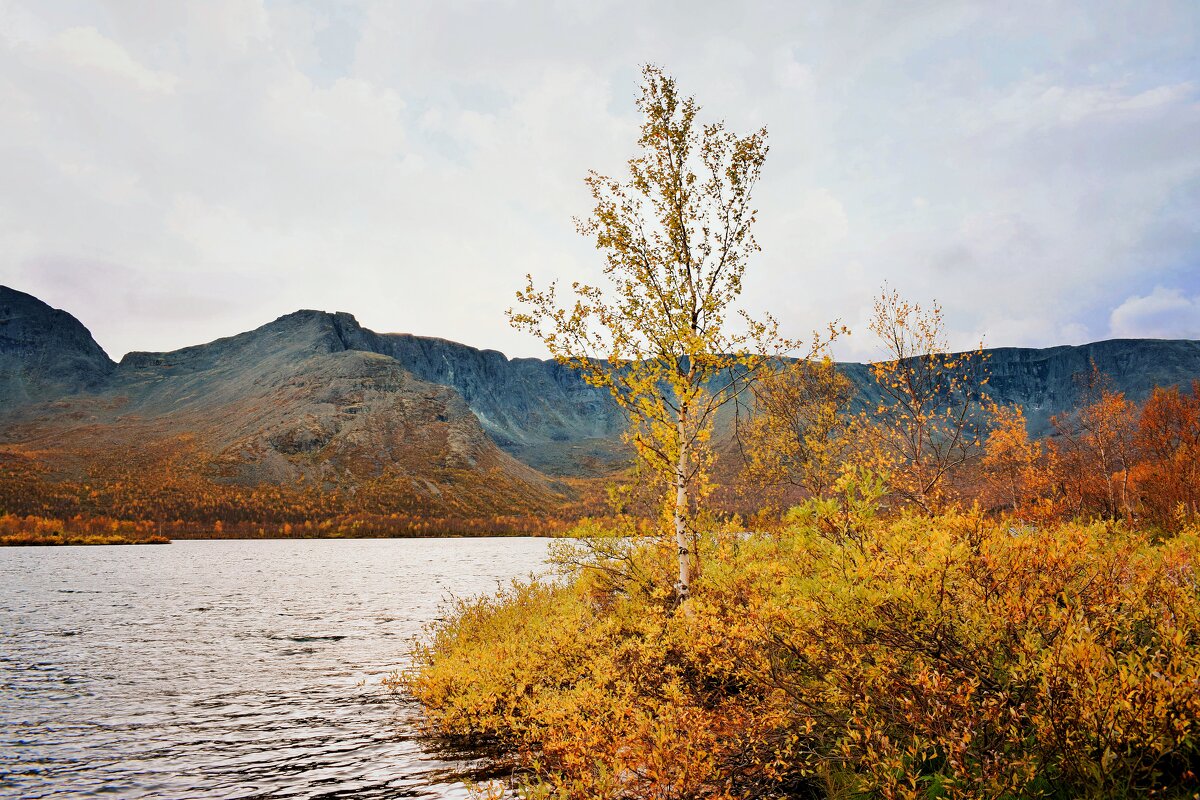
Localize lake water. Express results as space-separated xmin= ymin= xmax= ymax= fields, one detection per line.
xmin=0 ymin=537 xmax=554 ymax=799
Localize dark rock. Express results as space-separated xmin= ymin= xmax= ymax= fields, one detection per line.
xmin=3 ymin=287 xmax=1200 ymax=485
xmin=0 ymin=286 xmax=115 ymax=406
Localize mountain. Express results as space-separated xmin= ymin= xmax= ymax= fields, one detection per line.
xmin=0 ymin=287 xmax=115 ymax=405
xmin=366 ymin=336 xmax=1200 ymax=471
xmin=316 ymin=319 xmax=628 ymax=476
xmin=958 ymin=339 xmax=1200 ymax=433
xmin=832 ymin=339 xmax=1200 ymax=437
xmin=0 ymin=289 xmax=563 ymax=527
xmin=3 ymin=285 xmax=1200 ymax=529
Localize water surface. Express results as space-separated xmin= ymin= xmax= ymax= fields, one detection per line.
xmin=0 ymin=537 xmax=553 ymax=799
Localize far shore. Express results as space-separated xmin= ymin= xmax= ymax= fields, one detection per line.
xmin=1 ymin=529 xmax=569 ymax=546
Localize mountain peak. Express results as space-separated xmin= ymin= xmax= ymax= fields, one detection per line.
xmin=0 ymin=285 xmax=115 ymax=405
xmin=117 ymin=307 xmax=373 ymax=372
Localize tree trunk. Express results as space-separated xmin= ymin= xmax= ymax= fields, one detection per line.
xmin=1098 ymin=443 xmax=1116 ymax=516
xmin=675 ymin=414 xmax=690 ymax=603
xmin=1120 ymin=461 xmax=1131 ymax=523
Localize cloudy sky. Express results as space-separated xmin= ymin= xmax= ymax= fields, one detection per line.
xmin=1 ymin=0 xmax=1198 ymax=361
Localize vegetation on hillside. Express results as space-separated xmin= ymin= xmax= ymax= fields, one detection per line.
xmin=0 ymin=442 xmax=579 ymax=539
xmin=0 ymin=514 xmax=168 ymax=545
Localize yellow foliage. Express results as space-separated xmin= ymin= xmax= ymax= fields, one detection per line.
xmin=866 ymin=287 xmax=991 ymax=512
xmin=509 ymin=65 xmax=844 ymax=601
xmin=739 ymin=356 xmax=857 ymax=509
xmin=409 ymin=490 xmax=1200 ymax=799
xmin=0 ymin=513 xmax=168 ymax=545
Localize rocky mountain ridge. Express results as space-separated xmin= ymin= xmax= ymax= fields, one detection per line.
xmin=0 ymin=289 xmax=563 ymax=523
xmin=3 ymin=286 xmax=1200 ymax=513
xmin=0 ymin=287 xmax=115 ymax=404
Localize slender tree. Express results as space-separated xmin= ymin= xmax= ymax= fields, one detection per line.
xmin=866 ymin=286 xmax=990 ymax=511
xmin=1050 ymin=366 xmax=1138 ymax=520
xmin=510 ymin=65 xmax=815 ymax=602
xmin=739 ymin=355 xmax=856 ymax=507
xmin=981 ymin=404 xmax=1050 ymax=517
xmin=1133 ymin=381 xmax=1200 ymax=529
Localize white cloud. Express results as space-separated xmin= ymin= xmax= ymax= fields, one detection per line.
xmin=52 ymin=27 xmax=177 ymax=93
xmin=0 ymin=0 xmax=1198 ymax=361
xmin=974 ymin=78 xmax=1194 ymax=137
xmin=1109 ymin=286 xmax=1200 ymax=339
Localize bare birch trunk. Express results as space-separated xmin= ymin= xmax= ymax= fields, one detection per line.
xmin=675 ymin=414 xmax=690 ymax=603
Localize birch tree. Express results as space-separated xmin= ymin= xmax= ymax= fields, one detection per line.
xmin=1050 ymin=366 xmax=1138 ymax=520
xmin=738 ymin=355 xmax=857 ymax=507
xmin=866 ymin=286 xmax=991 ymax=511
xmin=510 ymin=65 xmax=801 ymax=602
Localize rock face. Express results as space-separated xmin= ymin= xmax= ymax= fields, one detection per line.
xmin=830 ymin=340 xmax=1200 ymax=438
xmin=0 ymin=286 xmax=115 ymax=406
xmin=833 ymin=340 xmax=1200 ymax=436
xmin=2 ymin=287 xmax=1200 ymax=514
xmin=144 ymin=308 xmax=629 ymax=476
xmin=0 ymin=298 xmax=561 ymax=520
xmin=106 ymin=311 xmax=520 ymax=483
xmin=367 ymin=337 xmax=1200 ymax=470
xmin=974 ymin=340 xmax=1200 ymax=434
xmin=365 ymin=333 xmax=627 ymax=475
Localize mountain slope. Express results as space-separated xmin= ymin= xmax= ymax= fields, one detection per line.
xmin=831 ymin=339 xmax=1200 ymax=435
xmin=369 ymin=336 xmax=1200 ymax=471
xmin=350 ymin=328 xmax=627 ymax=475
xmin=0 ymin=286 xmax=115 ymax=406
xmin=0 ymin=295 xmax=563 ymax=525
xmin=3 ymin=286 xmax=1200 ymax=528
xmin=971 ymin=339 xmax=1200 ymax=432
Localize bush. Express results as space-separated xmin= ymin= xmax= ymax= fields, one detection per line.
xmin=408 ymin=497 xmax=1200 ymax=799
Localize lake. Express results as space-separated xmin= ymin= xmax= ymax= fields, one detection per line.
xmin=0 ymin=537 xmax=554 ymax=799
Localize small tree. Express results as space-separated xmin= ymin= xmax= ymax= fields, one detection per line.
xmin=981 ymin=404 xmax=1051 ymax=518
xmin=866 ymin=286 xmax=990 ymax=511
xmin=738 ymin=355 xmax=856 ymax=508
xmin=1133 ymin=381 xmax=1200 ymax=530
xmin=1050 ymin=366 xmax=1138 ymax=520
xmin=510 ymin=65 xmax=817 ymax=602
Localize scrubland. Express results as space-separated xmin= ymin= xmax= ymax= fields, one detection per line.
xmin=407 ymin=477 xmax=1200 ymax=799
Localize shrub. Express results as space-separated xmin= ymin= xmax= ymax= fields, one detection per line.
xmin=408 ymin=498 xmax=1200 ymax=799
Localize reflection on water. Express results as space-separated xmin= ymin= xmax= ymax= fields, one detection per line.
xmin=0 ymin=537 xmax=552 ymax=799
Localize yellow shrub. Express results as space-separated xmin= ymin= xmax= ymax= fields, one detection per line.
xmin=409 ymin=507 xmax=1200 ymax=799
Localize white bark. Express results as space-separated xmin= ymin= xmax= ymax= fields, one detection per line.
xmin=674 ymin=415 xmax=690 ymax=602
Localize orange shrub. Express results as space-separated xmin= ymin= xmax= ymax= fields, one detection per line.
xmin=1133 ymin=382 xmax=1200 ymax=531
xmin=409 ymin=492 xmax=1200 ymax=799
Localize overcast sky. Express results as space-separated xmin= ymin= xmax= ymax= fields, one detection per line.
xmin=1 ymin=1 xmax=1198 ymax=361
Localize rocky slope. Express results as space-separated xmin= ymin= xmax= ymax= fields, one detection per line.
xmin=3 ymin=285 xmax=1200 ymax=524
xmin=0 ymin=287 xmax=115 ymax=405
xmin=0 ymin=288 xmax=562 ymax=522
xmin=314 ymin=316 xmax=627 ymax=475
xmin=834 ymin=339 xmax=1200 ymax=435
xmin=370 ymin=335 xmax=1200 ymax=471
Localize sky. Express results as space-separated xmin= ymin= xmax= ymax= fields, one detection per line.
xmin=1 ymin=0 xmax=1198 ymax=361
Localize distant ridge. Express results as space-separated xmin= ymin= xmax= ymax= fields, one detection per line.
xmin=0 ymin=287 xmax=564 ymax=524
xmin=2 ymin=285 xmax=1200 ymax=525
xmin=0 ymin=286 xmax=115 ymax=405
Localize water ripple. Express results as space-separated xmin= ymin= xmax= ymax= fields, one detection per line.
xmin=0 ymin=538 xmax=551 ymax=798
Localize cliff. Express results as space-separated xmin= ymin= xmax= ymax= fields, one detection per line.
xmin=0 ymin=286 xmax=115 ymax=406
xmin=3 ymin=286 xmax=1200 ymax=522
